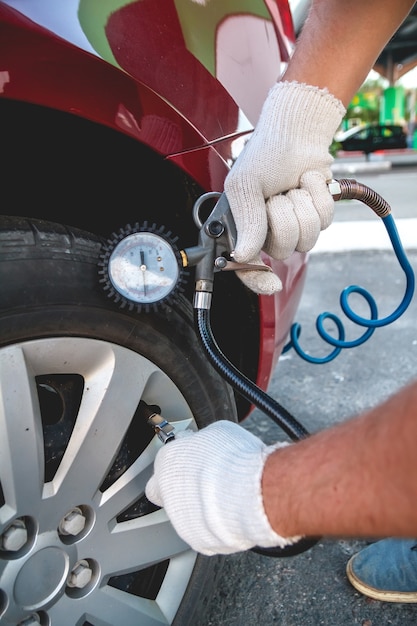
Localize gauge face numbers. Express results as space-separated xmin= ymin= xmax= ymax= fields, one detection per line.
xmin=107 ymin=232 xmax=180 ymax=305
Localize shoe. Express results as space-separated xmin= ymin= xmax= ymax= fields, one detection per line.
xmin=346 ymin=538 xmax=417 ymax=603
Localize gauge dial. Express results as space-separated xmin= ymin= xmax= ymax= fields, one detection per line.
xmin=99 ymin=223 xmax=186 ymax=311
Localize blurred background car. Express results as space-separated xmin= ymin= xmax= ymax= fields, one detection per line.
xmin=336 ymin=123 xmax=408 ymax=154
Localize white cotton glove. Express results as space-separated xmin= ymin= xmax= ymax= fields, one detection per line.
xmin=145 ymin=420 xmax=301 ymax=556
xmin=224 ymin=80 xmax=346 ymax=295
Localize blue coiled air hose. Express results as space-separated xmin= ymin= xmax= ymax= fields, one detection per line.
xmin=284 ymin=178 xmax=415 ymax=363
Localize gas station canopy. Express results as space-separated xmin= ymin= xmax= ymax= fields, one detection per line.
xmin=374 ymin=3 xmax=417 ymax=83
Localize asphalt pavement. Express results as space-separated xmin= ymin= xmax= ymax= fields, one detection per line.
xmin=197 ymin=163 xmax=417 ymax=626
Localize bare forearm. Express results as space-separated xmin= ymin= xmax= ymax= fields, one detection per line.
xmin=263 ymin=380 xmax=417 ymax=538
xmin=282 ymin=0 xmax=416 ymax=106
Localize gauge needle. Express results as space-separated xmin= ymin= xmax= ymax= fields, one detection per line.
xmin=140 ymin=250 xmax=147 ymax=296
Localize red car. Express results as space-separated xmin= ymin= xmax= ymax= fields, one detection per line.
xmin=0 ymin=2 xmax=308 ymax=624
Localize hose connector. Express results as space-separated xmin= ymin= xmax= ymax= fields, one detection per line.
xmin=328 ymin=178 xmax=391 ymax=218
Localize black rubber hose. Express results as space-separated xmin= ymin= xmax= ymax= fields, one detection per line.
xmin=194 ymin=307 xmax=318 ymax=557
xmin=194 ymin=308 xmax=309 ymax=441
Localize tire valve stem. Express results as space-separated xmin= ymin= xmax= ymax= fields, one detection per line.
xmin=140 ymin=401 xmax=176 ymax=444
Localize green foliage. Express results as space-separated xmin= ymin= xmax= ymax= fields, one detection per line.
xmin=346 ymin=79 xmax=383 ymax=126
xmin=330 ymin=139 xmax=342 ymax=157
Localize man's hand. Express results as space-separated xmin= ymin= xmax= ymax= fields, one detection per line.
xmin=224 ymin=81 xmax=346 ymax=295
xmin=145 ymin=420 xmax=300 ymax=555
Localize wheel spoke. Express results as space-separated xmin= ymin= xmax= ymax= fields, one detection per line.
xmin=97 ymin=511 xmax=189 ymax=575
xmin=43 ymin=340 xmax=158 ymax=505
xmin=49 ymin=583 xmax=175 ymax=626
xmin=96 ymin=416 xmax=194 ymax=521
xmin=0 ymin=345 xmax=44 ymax=522
xmin=96 ymin=438 xmax=158 ymax=520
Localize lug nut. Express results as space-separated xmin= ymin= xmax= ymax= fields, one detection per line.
xmin=59 ymin=507 xmax=86 ymax=536
xmin=67 ymin=559 xmax=93 ymax=589
xmin=1 ymin=519 xmax=27 ymax=551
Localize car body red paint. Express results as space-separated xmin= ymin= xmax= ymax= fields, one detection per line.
xmin=0 ymin=0 xmax=307 ymax=413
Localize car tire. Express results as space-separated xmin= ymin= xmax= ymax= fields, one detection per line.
xmin=0 ymin=216 xmax=237 ymax=626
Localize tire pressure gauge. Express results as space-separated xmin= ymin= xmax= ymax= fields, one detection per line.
xmin=98 ymin=222 xmax=188 ymax=311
